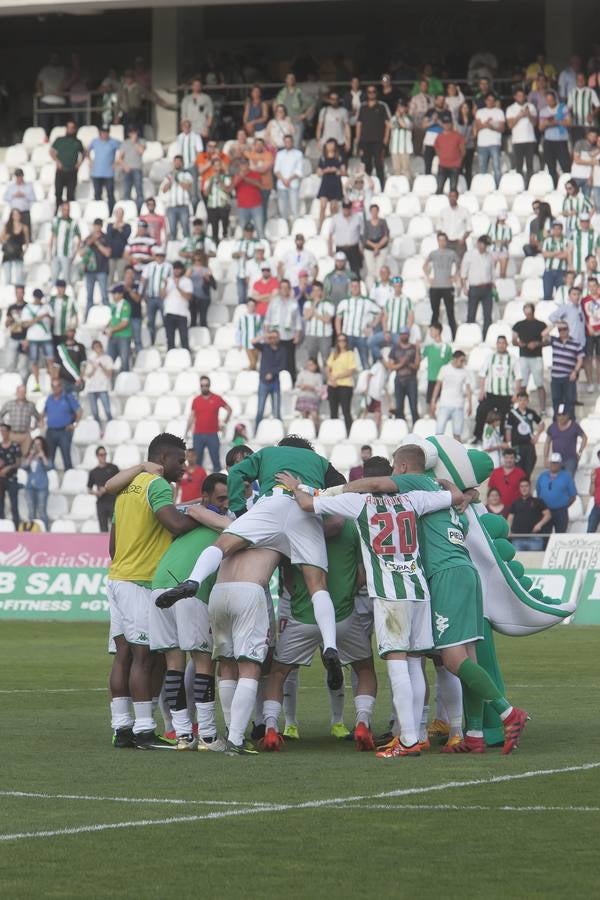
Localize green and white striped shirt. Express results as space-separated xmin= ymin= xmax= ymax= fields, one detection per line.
xmin=385 ymin=293 xmax=412 ymax=332
xmin=570 ymin=227 xmax=599 ymax=273
xmin=487 ymin=222 xmax=512 ymax=250
xmin=176 ymin=131 xmax=203 ymax=168
xmin=234 ymin=239 xmax=258 ymax=278
xmin=304 ymin=299 xmax=335 ymax=337
xmin=567 ymin=86 xmax=600 ymax=126
xmin=52 ymin=216 xmax=80 ymax=257
xmin=142 ymin=260 xmax=173 ymax=297
xmin=235 ymin=311 xmax=263 ymax=349
xmin=389 ymin=115 xmax=413 ymax=155
xmin=336 ymin=295 xmax=380 ymax=337
xmin=204 ymin=173 xmax=232 ymax=209
xmin=542 ymin=236 xmax=568 ymax=271
xmin=480 ymin=351 xmax=518 ymax=395
xmin=50 ymin=294 xmax=77 ymax=337
xmin=162 ymin=170 xmax=193 ymax=207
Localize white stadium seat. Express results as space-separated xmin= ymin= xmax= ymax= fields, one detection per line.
xmin=73 ymin=418 xmax=101 ymax=446
xmin=122 ymin=396 xmax=153 ymax=422
xmin=318 ymin=418 xmax=347 ymax=447
xmin=330 ymin=442 xmax=359 ymax=470
xmin=114 ymin=372 xmax=142 ymax=397
xmin=255 ymin=418 xmax=285 ymax=445
xmin=69 ymin=494 xmax=98 ymax=522
xmin=50 ymin=519 xmax=77 ymax=534
xmin=132 ymin=420 xmax=161 ymax=446
xmin=454 ymin=323 xmax=483 ymax=350
xmin=380 ymin=418 xmax=409 ymax=448
xmin=163 ymin=348 xmax=192 ymax=373
xmin=60 ymin=469 xmax=89 ymax=496
xmin=470 ymin=173 xmax=496 ymax=197
xmin=143 ymin=371 xmax=172 ymax=397
xmin=348 ymin=419 xmax=378 ymax=444
xmin=112 ymin=444 xmax=142 ymax=468
xmin=102 ymin=419 xmax=132 ymax=446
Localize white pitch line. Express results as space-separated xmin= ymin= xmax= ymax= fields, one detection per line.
xmin=2 ymin=760 xmax=600 ymax=843
xmin=0 ymin=790 xmax=272 ymax=808
xmin=337 ymin=803 xmax=600 ymax=813
xmin=0 ymin=688 xmax=106 ymax=694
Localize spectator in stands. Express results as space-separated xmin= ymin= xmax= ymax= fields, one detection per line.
xmin=336 ymin=276 xmax=381 ymax=369
xmin=22 ymin=289 xmax=53 ymax=390
xmin=536 ymin=452 xmax=577 ymax=533
xmin=343 ymin=77 xmax=363 ymax=142
xmin=245 ymin=136 xmax=274 ymax=218
xmin=422 ymin=95 xmax=445 ymax=175
xmin=1 ymin=209 xmax=28 ymax=286
xmin=89 ymin=126 xmax=120 ymax=215
xmin=505 ymin=390 xmax=544 ymax=476
xmin=35 ymin=53 xmax=67 ymax=131
xmin=280 ymin=233 xmax=317 ymax=288
xmin=475 ymin=335 xmax=521 ymax=442
xmin=140 ymin=245 xmax=170 ymax=344
xmin=546 ymin=323 xmax=584 ymax=417
xmin=243 ymin=85 xmax=269 ymax=136
xmin=544 ymin=403 xmax=587 ymax=476
xmin=202 ymin=158 xmax=232 ymax=244
xmin=0 ymin=422 xmax=21 ymax=529
xmin=488 ymin=210 xmax=512 ymax=279
xmin=540 ymin=91 xmax=571 ymax=186
xmin=388 ymin=327 xmax=419 ymax=424
xmin=50 ymin=120 xmax=84 ymax=208
xmin=462 ymin=234 xmax=495 ymax=339
xmin=356 ymin=85 xmax=391 ymax=186
xmin=122 ymin=266 xmax=142 ymax=353
xmin=582 ymin=276 xmax=600 ymax=389
xmin=527 ymin=73 xmax=549 ymax=115
xmin=363 ymin=203 xmax=389 ymax=288
xmin=422 ymin=322 xmax=452 ymax=405
xmin=526 ymin=53 xmax=556 ymax=90
xmin=408 ymin=79 xmax=432 ymax=155
xmin=233 ymin=159 xmax=264 ymax=239
xmin=368 ymin=275 xmax=413 ymax=361
xmin=84 ymin=339 xmax=113 ymax=428
xmin=389 ymin=99 xmax=413 ymax=178
xmin=326 ymin=333 xmax=356 ymax=435
xmin=264 ymin=104 xmax=295 ymax=151
xmin=177 ymin=447 xmax=207 ymax=504
xmin=162 ymin=261 xmax=192 ymax=351
xmin=117 ymin=125 xmax=145 ymax=213
xmin=349 ymin=445 xmax=373 ymax=482
xmin=187 ymin=251 xmax=214 ymax=329
xmin=424 ymin=231 xmax=459 ymax=338
xmin=54 ymin=324 xmax=85 ymax=394
xmin=317 ymin=139 xmax=345 ymax=229
xmin=180 ymin=218 xmax=215 ymax=263
xmin=302 ymin=281 xmax=333 ymax=369
xmin=187 ymin=375 xmax=231 ymax=471
xmin=275 ymin=73 xmax=310 ymax=148
xmin=506 ymin=87 xmax=538 ymax=188
xmin=371 ymin=264 xmax=394 ymax=310
xmin=274 ymin=134 xmax=303 ymax=225
xmin=456 ymin=100 xmax=475 ymax=186
xmin=50 ymin=201 xmax=80 ymax=286
xmin=104 ymin=283 xmax=132 ymax=372
xmin=162 ymin=155 xmax=193 ymax=239
xmin=176 ymin=118 xmax=204 ymax=209
xmin=488 ymin=448 xmax=526 ymax=515
xmin=87 ymin=446 xmax=119 ymax=532
xmin=512 ymin=302 xmax=547 ymax=411
xmin=482 ymin=410 xmax=508 ymax=467
xmin=485 ymin=487 xmax=506 ymax=516
xmin=295 ymin=358 xmax=323 ymax=428
xmin=474 ymin=92 xmax=505 ymax=187
xmin=579 ymin=256 xmax=599 ymax=295
xmin=507 ymin=478 xmax=551 ymax=550
xmin=329 ymin=201 xmax=363 ymax=276
xmin=571 ymin=127 xmax=599 ymax=202
xmin=251 ymin=262 xmax=279 ymax=317
xmin=264 ymin=278 xmax=302 ymax=380
xmin=196 ymin=139 xmax=230 ymax=192
xmin=438 ymin=189 xmax=471 ymax=262
xmin=434 ymin=114 xmax=465 ymax=194
xmin=80 ymin=218 xmax=111 ymax=313
xmin=567 ymin=72 xmax=600 ymax=142
xmin=232 ymin=222 xmax=259 ymax=304
xmin=254 ymin=329 xmax=286 ymax=427
xmin=549 ymin=285 xmax=586 ymax=349
xmin=117 ymin=70 xmax=147 ymax=134
xmin=445 ymin=82 xmax=465 ymax=122
xmin=181 ymin=78 xmax=213 ymax=140
xmin=43 ymin=377 xmax=81 ymax=471
xmin=559 ymin=55 xmax=582 ymax=101
xmin=316 ymin=90 xmax=351 ymax=156
xmin=323 ymin=249 xmax=356 ymax=309
xmin=106 ymin=207 xmax=132 ymax=284
xmin=523 ymin=200 xmax=552 ymax=257
xmin=4 ymin=169 xmax=34 ymax=233
xmin=4 ymin=285 xmax=28 ymax=378
xmin=0 ymin=385 xmax=38 ymax=456
xmin=21 ymin=436 xmax=52 ymax=530
xmin=235 ymin=297 xmax=262 ymax=369
xmin=563 ymin=182 xmax=591 ymax=239
xmin=295 ymin=269 xmax=313 ymax=311
xmin=430 ymin=349 xmax=471 ymax=440
xmin=586 ymin=450 xmax=600 ymax=532
xmin=140 ymin=196 xmax=167 ymax=246
xmin=569 ymin=212 xmax=596 ymax=277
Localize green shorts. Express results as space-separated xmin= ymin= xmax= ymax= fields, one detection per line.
xmin=428 ymin=565 xmax=484 ymax=649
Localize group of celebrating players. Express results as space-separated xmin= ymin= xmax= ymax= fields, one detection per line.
xmin=104 ymin=432 xmax=529 ymax=757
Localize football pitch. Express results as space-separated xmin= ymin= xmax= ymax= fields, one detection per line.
xmin=1 ymin=622 xmax=599 ymax=899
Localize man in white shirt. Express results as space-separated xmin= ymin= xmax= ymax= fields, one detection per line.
xmin=438 ymin=189 xmax=472 ymax=260
xmin=163 ymin=260 xmax=192 ymax=351
xmin=278 ymin=233 xmax=317 ymax=287
xmin=264 ymin=278 xmax=302 ymax=379
xmin=329 ymin=201 xmax=364 ymax=275
xmin=316 ymin=91 xmax=351 ymax=153
xmin=461 ymin=234 xmax=495 ymax=339
xmin=430 ymin=350 xmax=472 ymax=440
xmin=161 ymin=156 xmax=193 ymax=239
xmin=3 ymin=169 xmax=35 ymax=233
xmin=273 ymin=134 xmax=304 ymax=224
xmin=176 ymin=118 xmax=204 ymax=208
xmin=474 ymin=92 xmax=505 ymax=187
xmin=506 ymin=87 xmax=538 ymax=188
xmin=180 ymin=78 xmax=214 ymax=139
xmin=370 ymin=265 xmax=394 ymax=309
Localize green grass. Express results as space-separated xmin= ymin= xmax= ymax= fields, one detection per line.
xmin=1 ymin=622 xmax=599 ymax=899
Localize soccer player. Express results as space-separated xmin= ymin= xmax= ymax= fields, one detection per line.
xmin=104 ymin=433 xmax=217 ymax=750
xmin=340 ymin=445 xmax=530 ymax=755
xmin=275 ymin=449 xmax=465 ymax=757
xmin=262 ymin=517 xmax=377 ymax=751
xmin=155 ymin=437 xmax=346 ymax=691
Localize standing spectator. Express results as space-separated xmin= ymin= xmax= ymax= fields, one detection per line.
xmin=54 ymin=326 xmax=86 ymax=394
xmin=177 ymin=447 xmax=207 ymax=504
xmin=536 ymin=453 xmax=577 ymax=533
xmin=3 ymin=168 xmax=35 ymax=232
xmin=506 ymin=87 xmax=538 ymax=188
xmin=462 ymin=234 xmax=495 ymax=339
xmin=356 ymin=85 xmax=391 ymax=186
xmin=21 ymin=436 xmax=52 ymax=530
xmin=161 ymin=156 xmax=192 ymax=239
xmin=116 ymin=70 xmax=147 ymax=134
xmin=487 ymin=448 xmax=526 ymax=513
xmin=387 ymin=328 xmax=420 ymax=423
xmin=348 ymin=445 xmax=373 ymax=482
xmin=196 ymin=139 xmax=230 ymax=192
xmin=176 ymin=118 xmax=204 ymax=209
xmin=323 ymin=250 xmax=356 ymax=309
xmin=302 ymin=281 xmax=334 ymax=369
xmin=87 ymin=446 xmax=119 ymax=532
xmin=371 ymin=264 xmax=394 ymax=311
xmin=563 ymin=181 xmax=592 ymax=238
xmin=422 ymin=322 xmax=452 ymax=405
xmin=89 ymin=126 xmax=120 ymax=215
xmin=408 ymin=79 xmax=432 ymax=155
xmin=1 ymin=209 xmax=28 ymax=286
xmin=368 ymin=275 xmax=413 ymax=361
xmin=316 ymin=90 xmax=351 ymax=154
xmin=430 ymin=349 xmax=471 ymax=440
xmin=523 ymin=200 xmax=552 ymax=257
xmin=512 ymin=302 xmax=547 ymax=410
xmin=423 ymin=96 xmax=445 ymax=175
xmin=570 ymin=212 xmax=598 ymax=276
xmin=559 ymin=55 xmax=582 ymax=101
xmin=186 ymin=375 xmax=232 ymax=471
xmin=571 ymin=127 xmax=599 ymax=202
xmin=84 ymin=339 xmax=113 ymax=428
xmin=295 ymin=358 xmax=323 ymax=428
xmin=264 ymin=104 xmax=295 ymax=150
xmin=475 ymin=335 xmax=521 ymax=441
xmin=434 ymin=114 xmax=465 ymax=193
xmin=117 ymin=125 xmax=145 ymax=213
xmin=245 ymin=136 xmax=274 ymax=218
xmin=445 ymin=82 xmax=465 ymax=122
xmin=79 ymin=218 xmax=111 ymax=313
xmin=233 ymin=159 xmax=264 ymax=238
xmin=389 ymin=99 xmax=413 ymax=178
xmin=180 ymin=78 xmax=214 ymax=140
xmin=507 ymin=478 xmax=551 ymax=551
xmin=549 ymin=285 xmax=586 ymax=349
xmin=50 ymin=120 xmax=84 ymax=207
xmin=505 ymin=390 xmax=544 ymax=476
xmin=438 ymin=189 xmax=471 ymax=261
xmin=22 ymin=289 xmax=54 ymax=390
xmin=235 ymin=297 xmax=263 ymax=370
xmin=316 ymin=139 xmax=345 ymax=229
xmin=232 ymin=222 xmax=259 ymax=304
xmin=264 ymin=279 xmax=302 ymax=380
xmin=140 ymin=246 xmax=171 ymax=344
xmin=527 ymin=73 xmax=550 ymax=114
xmin=586 ymin=450 xmax=600 ymax=532
xmin=35 ymin=52 xmax=66 ymax=130
xmin=140 ymin=196 xmax=167 ymax=246
xmin=335 ymin=276 xmax=381 ymax=369
xmin=274 ymin=134 xmax=303 ymax=224
xmin=326 ymin=334 xmax=356 ymax=435
xmin=423 ymin=231 xmax=459 ymax=337
xmin=544 ymin=404 xmax=587 ymax=476
xmin=329 ymin=202 xmax=363 ymax=275
xmin=106 ymin=207 xmax=132 ymax=284
xmin=0 ymin=385 xmax=38 ymax=456
xmin=187 ymin=251 xmax=214 ymax=329
xmin=42 ymin=377 xmax=81 ymax=470
xmin=4 ymin=285 xmax=28 ymax=378
xmin=482 ymin=410 xmax=508 ymax=468
xmin=0 ymin=423 xmax=21 ymax=529
xmin=179 ymin=218 xmax=215 ymax=263
xmin=540 ymin=92 xmax=572 ymax=186
xmin=275 ymin=73 xmax=309 ymax=148
xmin=363 ymin=203 xmax=389 ymax=288
xmin=203 ymin=157 xmax=232 ymax=244
xmin=50 ymin=201 xmax=80 ymax=286
xmin=567 ymin=72 xmax=600 ymax=142
xmin=122 ymin=265 xmax=142 ymax=354
xmin=163 ymin=261 xmax=192 ymax=351
xmin=578 ymin=257 xmax=600 ymax=295
xmin=474 ymin=92 xmax=505 ymax=187
xmin=243 ymin=85 xmax=269 ymax=137
xmin=251 ymin=262 xmax=279 ymax=317
xmin=254 ymin=330 xmax=287 ymax=428
xmin=104 ymin=283 xmax=131 ymax=372
xmin=488 ymin=210 xmax=512 ymax=279
xmin=456 ymin=100 xmax=476 ymax=186
xmin=485 ymin=487 xmax=506 ymax=516
xmin=582 ymin=276 xmax=600 ymax=389
xmin=546 ymin=324 xmax=584 ymax=417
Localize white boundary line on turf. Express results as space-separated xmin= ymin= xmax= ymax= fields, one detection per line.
xmin=0 ymin=790 xmax=271 ymax=807
xmin=1 ymin=760 xmax=600 ymax=842
xmin=0 ymin=688 xmax=106 ymax=694
xmin=339 ymin=803 xmax=600 ymax=813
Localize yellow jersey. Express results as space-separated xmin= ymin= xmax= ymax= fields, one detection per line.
xmin=108 ymin=473 xmax=174 ymax=585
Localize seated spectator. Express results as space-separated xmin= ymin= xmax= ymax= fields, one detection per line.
xmin=544 ymin=403 xmax=587 ymax=476
xmin=507 ymin=478 xmax=551 ymax=551
xmin=0 ymin=384 xmax=39 ymax=456
xmin=295 ymin=358 xmax=323 ymax=427
xmin=587 ymin=450 xmax=600 ymax=533
xmin=87 ymin=446 xmax=119 ymax=532
xmin=84 ymin=339 xmax=113 ymax=428
xmin=177 ymin=447 xmax=207 ymax=505
xmin=0 ymin=422 xmax=21 ymax=529
xmin=488 ymin=448 xmax=526 ymax=514
xmin=486 ymin=486 xmax=506 ymax=517
xmin=536 ymin=452 xmax=577 ymax=533
xmin=349 ymin=445 xmax=373 ymax=482
xmin=21 ymin=436 xmax=52 ymax=531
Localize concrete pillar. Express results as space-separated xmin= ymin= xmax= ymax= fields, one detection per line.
xmin=152 ymin=8 xmax=179 ymax=142
xmin=545 ymin=0 xmax=574 ymax=70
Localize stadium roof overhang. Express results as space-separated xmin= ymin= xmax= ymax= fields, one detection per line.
xmin=0 ymin=0 xmax=323 ymax=14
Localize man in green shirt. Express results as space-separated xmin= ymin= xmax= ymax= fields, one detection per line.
xmin=423 ymin=321 xmax=453 ymax=404
xmin=49 ymin=119 xmax=85 ymax=208
xmin=275 ymin=73 xmax=310 ymax=147
xmin=104 ymin=283 xmax=132 ymax=372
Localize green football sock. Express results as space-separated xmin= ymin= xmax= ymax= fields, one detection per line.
xmin=461 ymin=685 xmax=483 ymax=732
xmin=457 ymin=658 xmax=510 ymax=715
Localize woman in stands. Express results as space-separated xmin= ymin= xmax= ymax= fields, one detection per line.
xmin=1 ymin=208 xmax=29 ymax=285
xmin=21 ymin=436 xmax=52 ymax=531
xmin=317 ymin=139 xmax=345 ymax=228
xmin=456 ymin=100 xmax=475 ymax=187
xmin=523 ymin=200 xmax=552 ymax=257
xmin=327 ymin=334 xmax=357 ymax=436
xmin=243 ymin=85 xmax=269 ymax=136
xmin=295 ymin=357 xmax=324 ymax=429
xmin=264 ymin=104 xmax=295 ymax=151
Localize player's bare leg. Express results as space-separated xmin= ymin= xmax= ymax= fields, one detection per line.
xmin=109 ymin=635 xmax=134 ymax=747
xmin=351 ymin=656 xmax=377 ymax=751
xmin=156 ymin=534 xmax=251 ymax=608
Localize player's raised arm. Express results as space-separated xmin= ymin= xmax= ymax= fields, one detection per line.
xmin=400 ymin=488 xmax=457 ymax=517
xmin=104 ymin=461 xmax=164 ymax=495
xmin=185 ymin=504 xmax=231 ymax=531
xmin=228 ymin=450 xmax=263 ymax=514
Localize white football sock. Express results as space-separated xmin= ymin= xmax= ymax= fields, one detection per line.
xmin=110 ymin=696 xmax=133 ymax=731
xmin=386 ymin=659 xmax=417 ymax=747
xmin=228 ymin=678 xmax=259 ymax=746
xmin=195 ymin=702 xmax=217 ymax=740
xmin=132 ymin=701 xmax=156 ymax=735
xmin=218 ymin=678 xmax=237 ymax=729
xmin=171 ymin=707 xmax=193 ymax=737
xmin=407 ymin=657 xmax=426 ymax=742
xmin=311 ymin=590 xmax=337 ymax=650
xmin=184 ymin=659 xmax=196 ymax=724
xmin=437 ymin=667 xmax=464 ymax=736
xmin=499 ymin=706 xmax=514 ymax=721
xmin=354 ymin=694 xmax=375 ymax=728
xmin=158 ymin=687 xmax=173 ymax=732
xmin=189 ymin=545 xmax=223 ymax=585
xmin=420 ymin=703 xmax=431 ymax=742
xmin=282 ymin=669 xmax=299 ymax=727
xmin=328 ymin=679 xmax=345 ymax=726
xmin=254 ymin=677 xmax=266 ymax=726
xmin=263 ymin=699 xmax=282 ymax=732
xmin=435 ymin=672 xmax=449 ymax=721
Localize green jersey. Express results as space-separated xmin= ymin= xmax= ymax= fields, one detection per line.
xmin=570 ymin=227 xmax=599 ymax=273
xmin=228 ymin=446 xmax=330 ymax=515
xmin=110 ymin=299 xmax=132 ymax=339
xmin=289 ymin=521 xmax=359 ymax=624
xmin=423 ymin=342 xmax=453 ymax=383
xmin=152 ymin=525 xmax=219 ymax=603
xmin=391 ymin=474 xmax=473 ymax=578
xmin=385 ymin=294 xmax=412 ymax=333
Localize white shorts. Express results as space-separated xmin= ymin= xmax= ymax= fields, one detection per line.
xmin=373 ymin=596 xmax=433 ymax=657
xmin=149 ymin=590 xmax=212 ymax=653
xmin=209 ymin=581 xmax=270 ymax=664
xmin=107 ymin=579 xmax=151 ymax=647
xmin=275 ymin=608 xmax=372 ymax=667
xmin=519 ymin=356 xmax=544 ymax=390
xmin=354 ymin=588 xmax=374 ymax=638
xmin=225 ymin=494 xmax=328 ymax=570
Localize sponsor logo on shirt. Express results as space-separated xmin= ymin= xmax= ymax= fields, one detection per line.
xmin=385 ymin=560 xmax=417 ymax=575
xmin=447 ymin=528 xmax=465 ymax=545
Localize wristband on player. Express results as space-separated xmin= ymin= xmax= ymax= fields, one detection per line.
xmin=320 ymin=485 xmax=344 ymax=497
xmin=296 ymin=483 xmax=318 ymax=496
